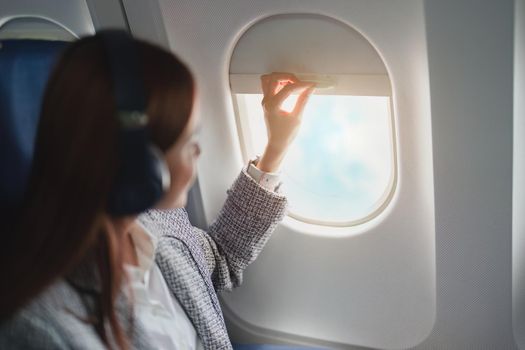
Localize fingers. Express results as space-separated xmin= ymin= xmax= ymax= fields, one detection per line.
xmin=293 ymin=85 xmax=315 ymax=116
xmin=267 ymin=72 xmax=299 ymax=84
xmin=270 ymin=79 xmax=287 ymax=95
xmin=260 ymin=72 xmax=299 ymax=96
xmin=261 ymin=73 xmax=315 ymax=116
xmin=273 ymin=81 xmax=314 ymax=106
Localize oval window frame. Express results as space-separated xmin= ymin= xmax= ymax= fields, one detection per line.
xmin=229 ymin=14 xmax=398 ymax=228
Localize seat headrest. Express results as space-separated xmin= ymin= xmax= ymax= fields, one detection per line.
xmin=0 ymin=39 xmax=68 ymax=209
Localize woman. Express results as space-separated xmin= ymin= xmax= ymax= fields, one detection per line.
xmin=0 ymin=31 xmax=314 ymax=349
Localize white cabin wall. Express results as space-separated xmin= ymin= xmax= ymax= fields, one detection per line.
xmin=514 ymin=0 xmax=525 ymax=348
xmin=84 ymin=0 xmax=127 ymax=31
xmin=418 ymin=0 xmax=515 ymax=348
xmin=145 ymin=1 xmax=435 ymax=348
xmin=119 ymin=0 xmax=517 ymax=348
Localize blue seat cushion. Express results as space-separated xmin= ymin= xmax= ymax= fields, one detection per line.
xmin=0 ymin=39 xmax=68 ymax=208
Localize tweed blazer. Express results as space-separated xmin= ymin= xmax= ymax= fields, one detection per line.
xmin=0 ymin=169 xmax=288 ymax=349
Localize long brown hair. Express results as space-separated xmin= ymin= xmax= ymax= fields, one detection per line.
xmin=0 ymin=34 xmax=194 ymax=349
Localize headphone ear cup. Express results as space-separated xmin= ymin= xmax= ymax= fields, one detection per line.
xmin=148 ymin=144 xmax=171 ymax=194
xmin=108 ymin=129 xmax=170 ymax=216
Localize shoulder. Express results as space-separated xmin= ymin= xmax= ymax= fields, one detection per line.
xmin=0 ymin=307 xmax=66 ymax=349
xmin=139 ymin=208 xmax=192 ymax=239
xmin=0 ymin=280 xmax=104 ymax=350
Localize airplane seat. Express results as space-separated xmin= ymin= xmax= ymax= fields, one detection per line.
xmin=0 ymin=39 xmax=68 ymax=217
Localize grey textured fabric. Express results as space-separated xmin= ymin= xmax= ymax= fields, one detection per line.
xmin=0 ymin=279 xmax=155 ymax=350
xmin=0 ymin=169 xmax=287 ymax=349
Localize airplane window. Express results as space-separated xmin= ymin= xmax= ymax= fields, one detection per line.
xmin=229 ymin=14 xmax=397 ymax=227
xmin=233 ymin=83 xmax=396 ymax=226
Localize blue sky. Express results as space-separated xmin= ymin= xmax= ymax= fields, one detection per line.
xmin=239 ymin=94 xmax=394 ymax=224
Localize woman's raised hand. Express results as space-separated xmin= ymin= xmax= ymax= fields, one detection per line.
xmin=257 ymin=72 xmax=315 ymax=172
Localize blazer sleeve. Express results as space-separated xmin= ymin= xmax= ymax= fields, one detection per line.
xmin=190 ymin=168 xmax=288 ymax=292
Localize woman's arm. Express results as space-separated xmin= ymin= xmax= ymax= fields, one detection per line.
xmin=192 ymin=73 xmax=315 ymax=291
xmin=146 ymin=73 xmax=314 ymax=291
xmin=192 ymin=166 xmax=288 ymax=291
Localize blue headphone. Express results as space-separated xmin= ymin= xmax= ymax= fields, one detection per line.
xmin=100 ymin=30 xmax=170 ymax=216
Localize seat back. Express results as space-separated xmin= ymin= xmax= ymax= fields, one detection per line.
xmin=0 ymin=39 xmax=68 ymax=213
